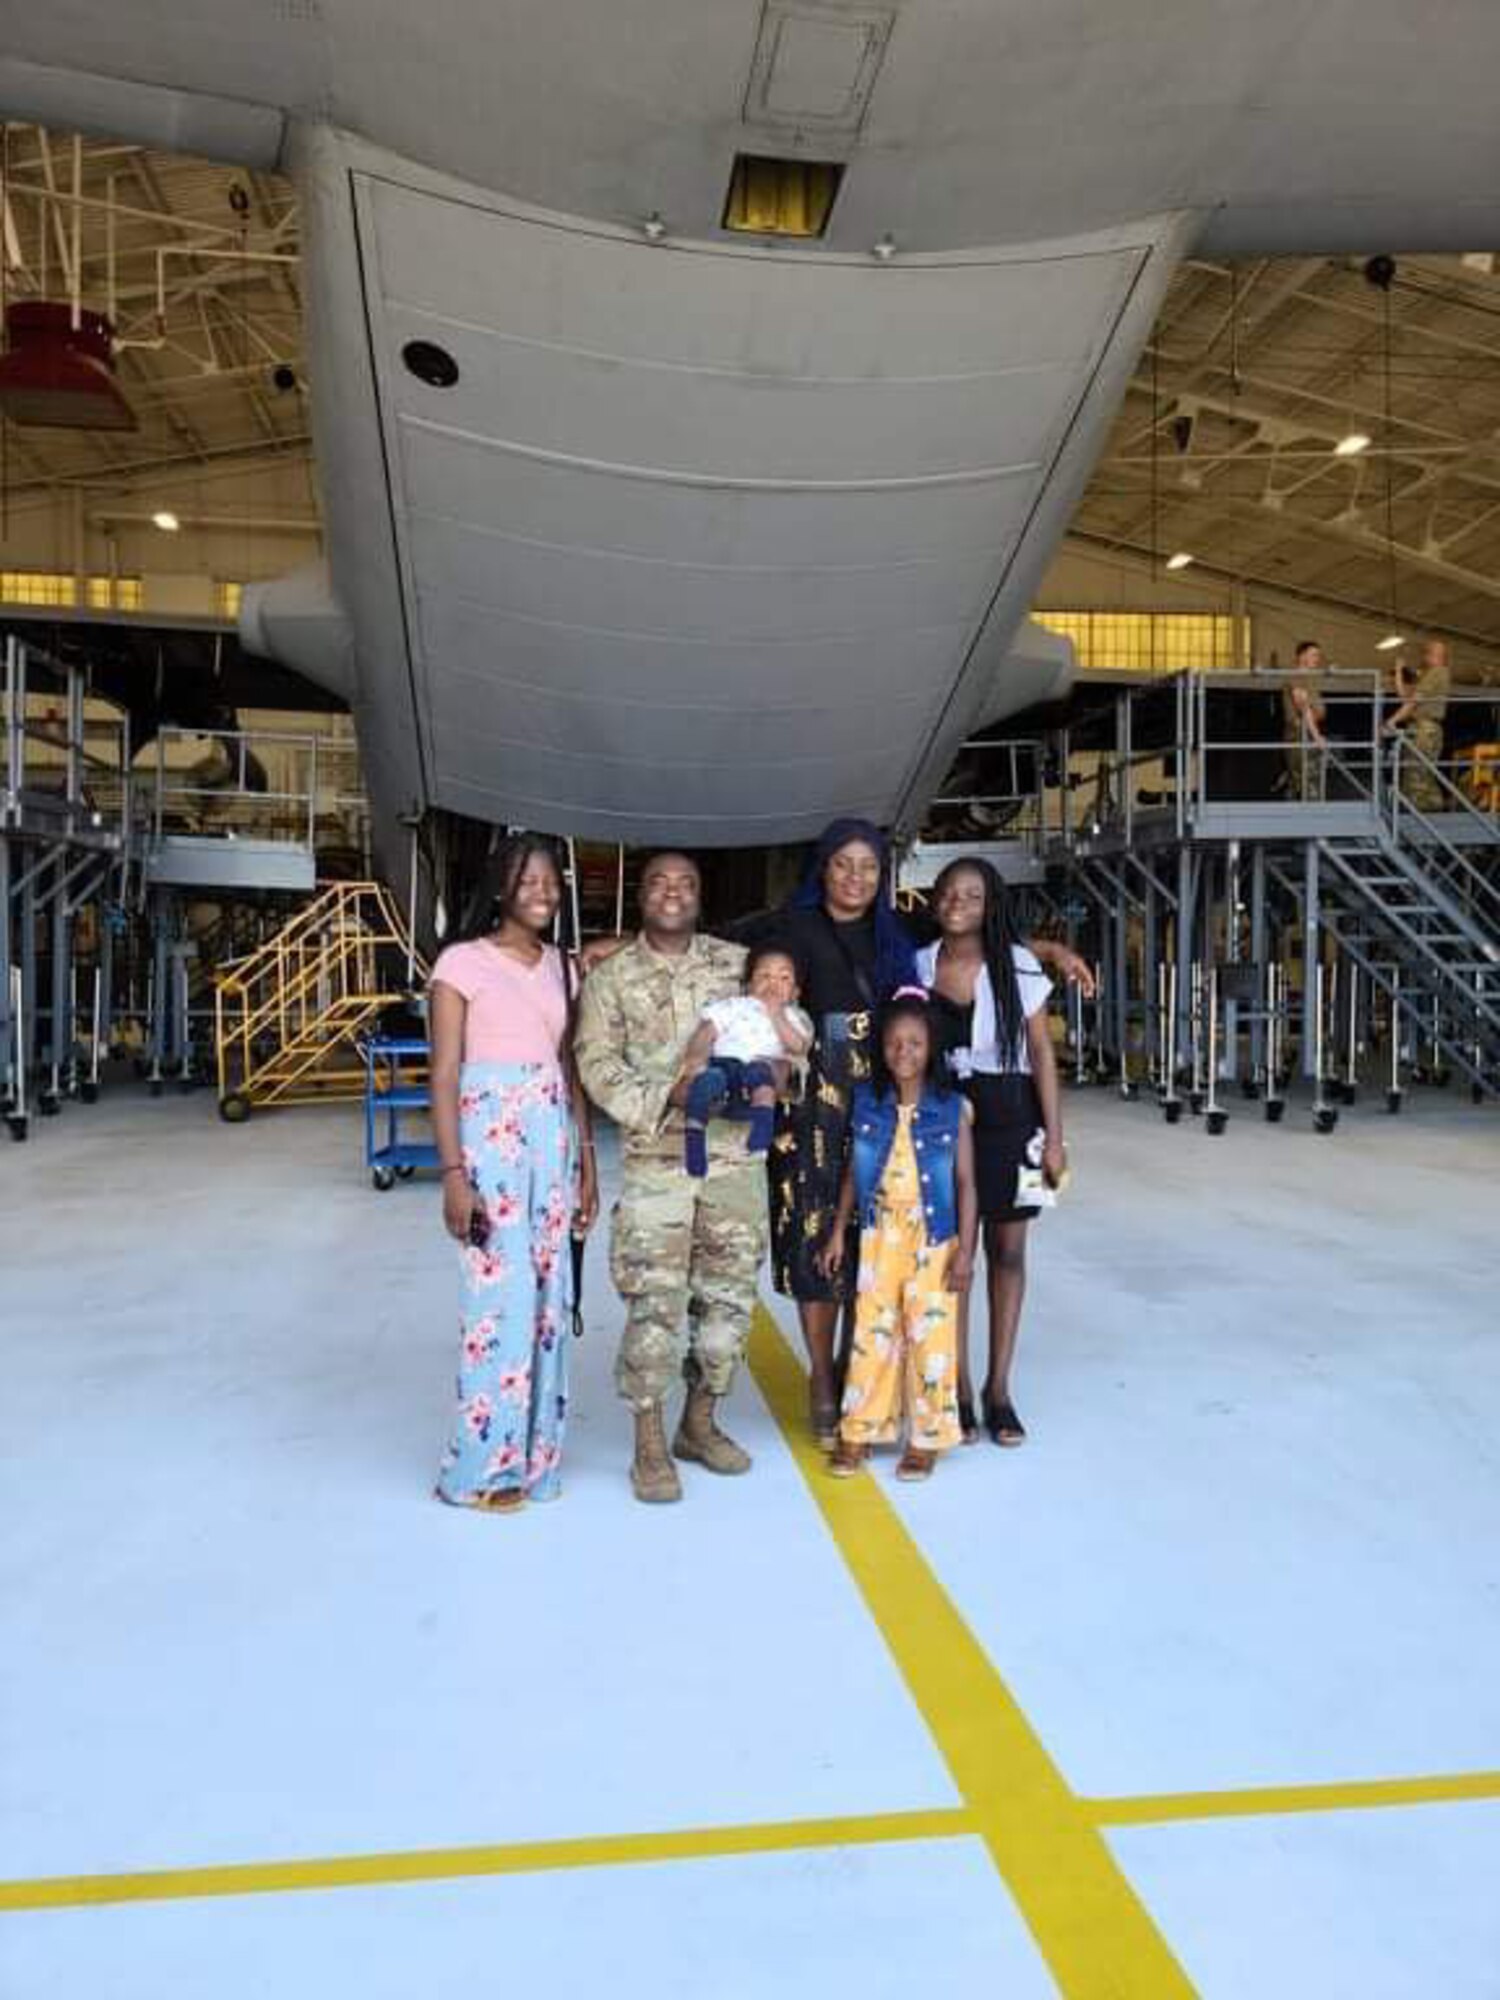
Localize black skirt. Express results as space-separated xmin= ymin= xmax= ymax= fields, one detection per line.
xmin=964 ymin=1072 xmax=1046 ymax=1224
xmin=768 ymin=1009 xmax=871 ymax=1302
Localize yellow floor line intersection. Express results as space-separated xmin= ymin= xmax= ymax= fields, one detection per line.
xmin=4 ymin=1302 xmax=1496 ymax=2000
xmin=745 ymin=1308 xmax=1199 ymax=2000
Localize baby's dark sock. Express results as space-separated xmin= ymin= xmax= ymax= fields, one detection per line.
xmin=685 ymin=1122 xmax=710 ymax=1177
xmin=746 ymin=1103 xmax=775 ymax=1154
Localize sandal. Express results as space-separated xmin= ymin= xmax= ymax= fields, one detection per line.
xmin=984 ymin=1395 xmax=1027 ymax=1447
xmin=436 ymin=1485 xmax=526 ymax=1514
xmin=895 ymin=1446 xmax=936 ymax=1482
xmin=809 ymin=1385 xmax=840 ymax=1448
xmin=957 ymin=1392 xmax=980 ymax=1445
xmin=828 ymin=1440 xmax=868 ymax=1478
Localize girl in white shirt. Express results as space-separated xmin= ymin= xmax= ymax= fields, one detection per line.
xmin=919 ymin=858 xmax=1064 ymax=1446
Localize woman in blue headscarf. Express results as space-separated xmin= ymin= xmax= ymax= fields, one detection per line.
xmin=760 ymin=818 xmax=917 ymax=1441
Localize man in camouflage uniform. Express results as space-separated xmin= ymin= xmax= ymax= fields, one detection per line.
xmin=1387 ymin=637 xmax=1452 ymax=812
xmin=1282 ymin=638 xmax=1328 ymax=801
xmin=574 ymin=853 xmax=764 ymax=1503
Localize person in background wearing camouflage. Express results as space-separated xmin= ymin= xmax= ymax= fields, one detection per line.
xmin=1386 ymin=637 xmax=1452 ymax=811
xmin=574 ymin=853 xmax=764 ymax=1503
xmin=1282 ymin=638 xmax=1328 ymax=801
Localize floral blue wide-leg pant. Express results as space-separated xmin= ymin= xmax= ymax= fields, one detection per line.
xmin=436 ymin=1061 xmax=576 ymax=1504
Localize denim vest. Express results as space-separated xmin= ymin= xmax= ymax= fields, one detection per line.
xmin=849 ymin=1082 xmax=963 ymax=1243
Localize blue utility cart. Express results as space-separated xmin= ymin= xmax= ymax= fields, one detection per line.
xmin=363 ymin=1036 xmax=441 ymax=1189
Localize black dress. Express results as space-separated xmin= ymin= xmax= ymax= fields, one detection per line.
xmin=742 ymin=907 xmax=877 ymax=1302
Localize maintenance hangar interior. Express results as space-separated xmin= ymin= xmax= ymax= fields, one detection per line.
xmin=2 ymin=54 xmax=1499 ymax=2000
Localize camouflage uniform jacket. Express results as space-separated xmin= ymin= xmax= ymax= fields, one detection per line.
xmin=575 ymin=932 xmax=749 ymax=1170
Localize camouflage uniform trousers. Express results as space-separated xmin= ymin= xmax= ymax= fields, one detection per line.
xmin=1401 ymin=717 xmax=1446 ymax=811
xmin=1284 ymin=737 xmax=1324 ymax=801
xmin=610 ymin=1154 xmax=768 ymax=1408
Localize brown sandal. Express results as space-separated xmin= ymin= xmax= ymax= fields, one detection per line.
xmin=828 ymin=1440 xmax=868 ymax=1478
xmin=895 ymin=1447 xmax=936 ymax=1482
xmin=809 ymin=1386 xmax=840 ymax=1448
xmin=436 ymin=1486 xmax=526 ymax=1514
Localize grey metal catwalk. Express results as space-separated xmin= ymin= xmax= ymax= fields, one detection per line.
xmin=9 ymin=5 xmax=1500 ymax=862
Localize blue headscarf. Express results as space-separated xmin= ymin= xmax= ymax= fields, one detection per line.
xmin=790 ymin=816 xmax=916 ymax=1001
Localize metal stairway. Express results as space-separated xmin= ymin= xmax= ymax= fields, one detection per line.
xmin=1286 ymin=741 xmax=1500 ymax=1093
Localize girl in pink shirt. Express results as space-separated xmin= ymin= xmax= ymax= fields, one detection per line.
xmin=428 ymin=834 xmax=598 ymax=1511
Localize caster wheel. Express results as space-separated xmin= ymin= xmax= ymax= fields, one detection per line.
xmin=217 ymin=1092 xmax=251 ymax=1124
xmin=1264 ymin=1098 xmax=1286 ymax=1123
xmin=1385 ymin=1090 xmax=1403 ymax=1115
xmin=372 ymin=1166 xmax=396 ymax=1191
xmin=1338 ymin=1082 xmax=1358 ymax=1106
xmin=80 ymin=1081 xmax=99 ymax=1104
xmin=1314 ymin=1107 xmax=1339 ymax=1134
xmin=1240 ymin=1080 xmax=1259 ymax=1101
xmin=1206 ymin=1109 xmax=1229 ymax=1135
xmin=1188 ymin=1091 xmax=1205 ymax=1116
xmin=7 ymin=1114 xmax=28 ymax=1142
xmin=1163 ymin=1100 xmax=1183 ymax=1125
xmin=39 ymin=1091 xmax=60 ymax=1117
xmin=395 ymin=1163 xmax=416 ymax=1180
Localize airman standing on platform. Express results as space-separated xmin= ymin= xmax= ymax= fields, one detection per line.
xmin=1386 ymin=637 xmax=1452 ymax=812
xmin=574 ymin=854 xmax=766 ymax=1503
xmin=1283 ymin=638 xmax=1328 ymax=801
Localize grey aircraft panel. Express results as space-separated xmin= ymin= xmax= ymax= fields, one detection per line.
xmin=10 ymin=4 xmax=1500 ymax=858
xmin=402 ymin=517 xmax=1003 ymax=646
xmin=10 ymin=3 xmax=1500 ymax=253
xmin=396 ymin=426 xmax=1044 ymax=568
xmin=351 ymin=163 xmax=1158 ymax=843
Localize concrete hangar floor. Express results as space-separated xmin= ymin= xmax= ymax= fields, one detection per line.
xmin=3 ymin=1079 xmax=1498 ymax=1999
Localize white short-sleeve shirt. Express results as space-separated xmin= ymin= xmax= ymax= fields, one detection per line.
xmin=702 ymin=994 xmax=814 ymax=1064
xmin=916 ymin=941 xmax=1051 ymax=1076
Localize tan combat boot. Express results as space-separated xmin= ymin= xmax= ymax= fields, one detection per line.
xmin=631 ymin=1403 xmax=683 ymax=1504
xmin=673 ymin=1383 xmax=752 ymax=1476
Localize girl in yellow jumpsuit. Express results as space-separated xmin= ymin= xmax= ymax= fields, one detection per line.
xmin=819 ymin=992 xmax=978 ymax=1481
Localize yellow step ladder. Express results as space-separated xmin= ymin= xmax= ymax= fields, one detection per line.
xmin=214 ymin=881 xmax=427 ymax=1118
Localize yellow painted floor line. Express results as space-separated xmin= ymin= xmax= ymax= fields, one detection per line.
xmin=746 ymin=1308 xmax=1198 ymax=2000
xmin=1089 ymin=1768 xmax=1500 ymax=1828
xmin=0 ymin=1807 xmax=974 ymax=1914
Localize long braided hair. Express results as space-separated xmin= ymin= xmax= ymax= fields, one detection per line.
xmin=461 ymin=830 xmax=578 ymax=1077
xmin=931 ymin=857 xmax=1028 ymax=1068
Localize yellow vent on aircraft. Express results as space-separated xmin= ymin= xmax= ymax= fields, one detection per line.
xmin=723 ymin=155 xmax=844 ymax=239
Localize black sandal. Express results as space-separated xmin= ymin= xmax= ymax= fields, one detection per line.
xmin=957 ymin=1393 xmax=979 ymax=1445
xmin=984 ymin=1395 xmax=1027 ymax=1447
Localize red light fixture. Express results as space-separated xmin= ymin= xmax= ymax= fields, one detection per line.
xmin=0 ymin=300 xmax=137 ymax=431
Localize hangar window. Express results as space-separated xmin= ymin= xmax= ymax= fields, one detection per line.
xmin=1 ymin=570 xmax=76 ymax=608
xmin=1 ymin=572 xmax=144 ymax=611
xmin=723 ymin=154 xmax=844 ymax=238
xmin=85 ymin=576 xmax=144 ymax=612
xmin=1034 ymin=611 xmax=1247 ymax=675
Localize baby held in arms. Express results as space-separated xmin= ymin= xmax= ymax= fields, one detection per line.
xmin=681 ymin=945 xmax=813 ymax=1177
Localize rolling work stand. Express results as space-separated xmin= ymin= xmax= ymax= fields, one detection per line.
xmin=363 ymin=1035 xmax=440 ymax=1189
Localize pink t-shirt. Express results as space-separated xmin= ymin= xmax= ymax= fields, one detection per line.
xmin=430 ymin=940 xmax=568 ymax=1067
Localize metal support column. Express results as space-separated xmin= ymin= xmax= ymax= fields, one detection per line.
xmin=1301 ymin=841 xmax=1320 ymax=1083
xmin=1248 ymin=844 xmax=1267 ymax=1088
